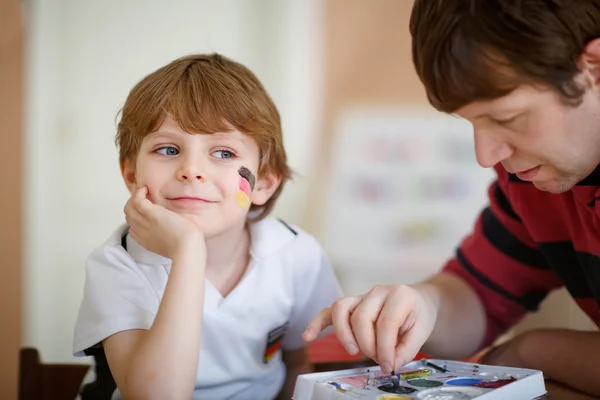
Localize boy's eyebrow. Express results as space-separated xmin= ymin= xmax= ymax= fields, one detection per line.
xmin=146 ymin=130 xmax=183 ymax=140
xmin=147 ymin=129 xmax=248 ymax=144
xmin=210 ymin=131 xmax=246 ymax=142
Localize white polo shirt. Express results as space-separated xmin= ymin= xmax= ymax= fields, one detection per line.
xmin=73 ymin=217 xmax=342 ymax=400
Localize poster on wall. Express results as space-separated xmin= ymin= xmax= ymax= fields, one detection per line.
xmin=321 ymin=109 xmax=495 ymax=293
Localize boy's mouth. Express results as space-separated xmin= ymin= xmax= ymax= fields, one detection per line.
xmin=167 ymin=196 xmax=216 ymax=205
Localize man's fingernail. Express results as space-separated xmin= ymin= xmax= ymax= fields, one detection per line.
xmin=381 ymin=362 xmax=392 ymax=374
xmin=345 ymin=343 xmax=358 ymax=355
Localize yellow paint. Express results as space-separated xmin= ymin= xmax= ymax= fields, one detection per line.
xmin=236 ymin=190 xmax=251 ymax=210
xmin=397 ymin=369 xmax=431 ymax=381
xmin=377 ymin=395 xmax=412 ymax=400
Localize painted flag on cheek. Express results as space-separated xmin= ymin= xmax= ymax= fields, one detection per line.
xmin=236 ymin=177 xmax=252 ymax=210
xmin=236 ymin=166 xmax=256 ymax=211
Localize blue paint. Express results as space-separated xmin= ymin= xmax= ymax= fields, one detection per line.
xmin=446 ymin=377 xmax=482 ymax=386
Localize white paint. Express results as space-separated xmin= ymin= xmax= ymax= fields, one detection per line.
xmin=24 ymin=0 xmax=323 ymax=362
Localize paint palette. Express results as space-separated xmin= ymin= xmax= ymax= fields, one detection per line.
xmin=293 ymin=359 xmax=547 ymax=400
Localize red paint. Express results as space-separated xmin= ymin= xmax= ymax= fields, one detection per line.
xmin=239 ymin=177 xmax=252 ymax=196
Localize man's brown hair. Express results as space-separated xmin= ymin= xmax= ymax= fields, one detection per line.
xmin=116 ymin=53 xmax=291 ymax=220
xmin=410 ymin=0 xmax=600 ymax=113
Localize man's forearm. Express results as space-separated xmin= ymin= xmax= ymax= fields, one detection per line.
xmin=518 ymin=329 xmax=600 ymax=396
xmin=420 ymin=273 xmax=487 ymax=359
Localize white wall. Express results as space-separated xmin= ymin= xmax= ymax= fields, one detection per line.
xmin=24 ymin=0 xmax=323 ymax=363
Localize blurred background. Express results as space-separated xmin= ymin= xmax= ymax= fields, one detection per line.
xmin=1 ymin=0 xmax=596 ymax=398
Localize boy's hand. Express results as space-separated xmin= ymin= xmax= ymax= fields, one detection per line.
xmin=302 ymin=284 xmax=438 ymax=374
xmin=124 ymin=185 xmax=205 ymax=259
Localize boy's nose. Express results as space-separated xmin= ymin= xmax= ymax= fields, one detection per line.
xmin=176 ymin=157 xmax=206 ymax=182
xmin=177 ymin=171 xmax=204 ymax=181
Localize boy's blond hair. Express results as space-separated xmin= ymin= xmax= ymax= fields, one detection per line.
xmin=116 ymin=53 xmax=291 ymax=220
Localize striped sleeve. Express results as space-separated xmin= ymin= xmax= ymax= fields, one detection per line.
xmin=442 ymin=167 xmax=562 ymax=349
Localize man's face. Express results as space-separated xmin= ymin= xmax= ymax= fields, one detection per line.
xmin=456 ymin=79 xmax=600 ymax=193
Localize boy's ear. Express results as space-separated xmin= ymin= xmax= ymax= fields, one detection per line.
xmin=582 ymin=38 xmax=600 ymax=86
xmin=120 ymin=158 xmax=137 ymax=194
xmin=252 ymin=170 xmax=282 ymax=206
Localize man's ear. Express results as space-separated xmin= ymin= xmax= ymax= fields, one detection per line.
xmin=120 ymin=158 xmax=137 ymax=194
xmin=251 ymin=170 xmax=282 ymax=206
xmin=582 ymin=38 xmax=600 ymax=86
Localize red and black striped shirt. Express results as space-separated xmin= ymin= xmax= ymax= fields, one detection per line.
xmin=443 ymin=164 xmax=600 ymax=348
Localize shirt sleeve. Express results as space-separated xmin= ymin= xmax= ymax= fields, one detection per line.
xmin=72 ymin=244 xmax=160 ymax=357
xmin=282 ymin=234 xmax=344 ymax=351
xmin=442 ymin=166 xmax=563 ymax=349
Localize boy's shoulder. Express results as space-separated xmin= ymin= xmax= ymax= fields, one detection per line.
xmin=85 ymin=223 xmax=135 ymax=269
xmin=249 ymin=217 xmax=323 ymax=260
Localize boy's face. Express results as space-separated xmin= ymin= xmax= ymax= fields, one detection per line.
xmin=121 ymin=116 xmax=280 ymax=237
xmin=456 ymin=79 xmax=600 ymax=194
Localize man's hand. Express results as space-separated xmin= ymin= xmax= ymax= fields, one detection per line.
xmin=124 ymin=185 xmax=205 ymax=259
xmin=302 ymin=284 xmax=440 ymax=374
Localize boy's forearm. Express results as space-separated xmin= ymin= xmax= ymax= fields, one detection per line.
xmin=420 ymin=273 xmax=487 ymax=359
xmin=124 ymin=242 xmax=205 ymax=400
xmin=517 ymin=329 xmax=600 ymax=396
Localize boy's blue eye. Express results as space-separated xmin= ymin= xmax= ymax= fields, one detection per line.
xmin=213 ymin=150 xmax=235 ymax=159
xmin=156 ymin=146 xmax=179 ymax=156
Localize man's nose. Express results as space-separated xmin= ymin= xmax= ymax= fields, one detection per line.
xmin=473 ymin=128 xmax=515 ymax=168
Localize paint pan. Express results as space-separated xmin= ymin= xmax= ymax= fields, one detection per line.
xmin=408 ymin=378 xmax=443 ymax=388
xmin=416 ymin=386 xmax=490 ymax=400
xmin=396 ymin=368 xmax=431 ymax=381
xmin=377 ymin=395 xmax=413 ymax=400
xmin=474 ymin=377 xmax=516 ymax=389
xmin=377 ymin=383 xmax=416 ymax=394
xmin=445 ymin=377 xmax=483 ymax=386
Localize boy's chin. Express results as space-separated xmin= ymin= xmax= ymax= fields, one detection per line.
xmin=178 ymin=212 xmax=247 ymax=238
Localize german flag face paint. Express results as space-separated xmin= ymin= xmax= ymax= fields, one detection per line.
xmin=236 ymin=166 xmax=256 ymax=211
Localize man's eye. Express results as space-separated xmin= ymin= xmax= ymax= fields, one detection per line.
xmin=156 ymin=146 xmax=179 ymax=156
xmin=493 ymin=113 xmax=523 ymax=126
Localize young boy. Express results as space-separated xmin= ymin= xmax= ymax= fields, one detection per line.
xmin=73 ymin=54 xmax=342 ymax=400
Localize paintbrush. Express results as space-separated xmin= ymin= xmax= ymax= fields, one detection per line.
xmin=422 ymin=359 xmax=448 ymax=373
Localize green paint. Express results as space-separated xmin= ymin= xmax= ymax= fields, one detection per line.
xmin=407 ymin=378 xmax=443 ymax=388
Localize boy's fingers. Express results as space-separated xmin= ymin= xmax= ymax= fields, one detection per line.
xmin=134 ymin=186 xmax=152 ymax=214
xmin=303 ymin=308 xmax=333 ymax=342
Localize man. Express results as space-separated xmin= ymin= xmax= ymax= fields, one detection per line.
xmin=303 ymin=1 xmax=600 ymax=397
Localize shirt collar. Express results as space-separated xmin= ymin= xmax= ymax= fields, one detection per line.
xmin=124 ymin=217 xmax=297 ymax=265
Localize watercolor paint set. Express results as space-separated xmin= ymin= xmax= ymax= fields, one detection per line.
xmin=293 ymin=359 xmax=546 ymax=400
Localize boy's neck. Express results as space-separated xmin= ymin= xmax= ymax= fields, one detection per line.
xmin=204 ymin=222 xmax=251 ymax=292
